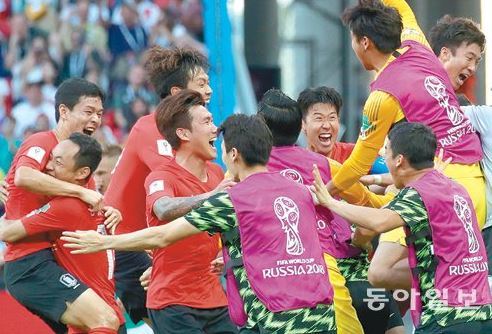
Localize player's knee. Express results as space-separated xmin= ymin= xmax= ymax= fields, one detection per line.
xmin=368 ymin=264 xmax=388 ymax=288
xmin=91 ymin=309 xmax=120 ymax=330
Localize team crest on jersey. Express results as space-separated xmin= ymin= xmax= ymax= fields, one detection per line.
xmin=25 ymin=203 xmax=51 ymax=218
xmin=279 ymin=169 xmax=304 ymax=184
xmin=26 ymin=146 xmax=46 ymax=164
xmin=359 ymin=115 xmax=374 ymax=140
xmin=424 ymin=75 xmax=464 ymax=126
xmin=149 ymin=180 xmax=164 ymax=195
xmin=273 ymin=196 xmax=304 ymax=256
xmin=59 ymin=273 xmax=80 ymax=289
xmin=453 ymin=195 xmax=480 ymax=254
xmin=157 ymin=139 xmax=173 ymax=157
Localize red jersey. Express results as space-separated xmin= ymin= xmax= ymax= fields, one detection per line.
xmin=21 ymin=197 xmax=124 ymax=327
xmin=4 ymin=131 xmax=58 ymax=261
xmin=329 ymin=141 xmax=355 ymax=164
xmin=144 ymin=159 xmax=227 ymax=310
xmin=105 ymin=113 xmax=173 ymax=234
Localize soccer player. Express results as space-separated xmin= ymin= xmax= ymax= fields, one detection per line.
xmin=0 ymin=133 xmax=124 ymax=334
xmin=94 ymin=145 xmax=122 ymax=195
xmin=329 ymin=0 xmax=485 ymax=229
xmin=260 ymin=88 xmax=403 ymax=334
xmin=62 ymin=114 xmax=337 ymax=334
xmin=359 ymin=0 xmax=487 ymax=296
xmin=1 ymin=78 xmax=121 ymax=333
xmin=312 ymin=122 xmax=492 ymax=334
xmin=104 ymin=46 xmax=212 ymax=323
xmin=134 ymin=90 xmax=236 ymax=333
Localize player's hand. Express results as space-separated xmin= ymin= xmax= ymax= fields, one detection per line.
xmin=212 ymin=178 xmax=236 ymax=194
xmin=139 ymin=266 xmax=152 ymax=290
xmin=61 ymin=230 xmax=106 ymax=254
xmin=434 ymin=148 xmax=452 ymax=174
xmin=311 ymin=164 xmax=336 ymax=208
xmin=102 ymin=206 xmax=122 ymax=232
xmin=0 ymin=180 xmax=9 ymax=204
xmin=210 ymin=256 xmax=224 ymax=275
xmin=359 ymin=173 xmax=393 ymax=186
xmin=79 ymin=188 xmax=104 ymax=212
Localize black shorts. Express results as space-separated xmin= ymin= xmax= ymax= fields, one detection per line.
xmin=346 ymin=280 xmax=403 ymax=334
xmin=482 ymin=226 xmax=492 ymax=276
xmin=114 ymin=250 xmax=152 ymax=323
xmin=4 ymin=249 xmax=88 ymax=330
xmin=148 ymin=305 xmax=238 ymax=334
xmin=415 ymin=318 xmax=492 ymax=334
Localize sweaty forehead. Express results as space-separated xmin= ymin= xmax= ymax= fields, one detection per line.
xmin=53 ymin=140 xmax=79 ymax=158
xmin=75 ymin=96 xmax=103 ymax=109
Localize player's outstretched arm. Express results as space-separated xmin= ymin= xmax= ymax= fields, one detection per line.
xmin=312 ymin=164 xmax=403 ymax=233
xmin=15 ymin=166 xmax=103 ymax=210
xmin=62 ymin=217 xmax=202 ymax=253
xmin=153 ymin=178 xmax=235 ymax=221
xmin=382 ymin=0 xmax=430 ymax=47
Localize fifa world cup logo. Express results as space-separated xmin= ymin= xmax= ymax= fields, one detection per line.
xmin=424 ymin=76 xmax=465 ymax=126
xmin=273 ymin=196 xmax=304 ymax=255
xmin=454 ymin=195 xmax=480 ymax=254
xmin=280 ymin=168 xmax=304 ymax=184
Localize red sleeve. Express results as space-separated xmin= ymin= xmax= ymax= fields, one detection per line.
xmin=21 ymin=198 xmax=85 ymax=236
xmin=16 ymin=134 xmax=55 ymax=171
xmin=132 ymin=116 xmax=173 ymax=171
xmin=144 ymin=171 xmax=177 ymax=213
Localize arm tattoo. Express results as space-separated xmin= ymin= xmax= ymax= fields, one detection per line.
xmin=153 ymin=193 xmax=211 ymax=222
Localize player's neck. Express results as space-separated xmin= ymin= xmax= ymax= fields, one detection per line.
xmin=175 ymin=150 xmax=209 ymax=182
xmin=400 ymin=167 xmax=434 ymax=187
xmin=237 ymin=164 xmax=268 ymax=182
xmin=372 ymin=53 xmax=392 ymax=73
xmin=52 ymin=125 xmax=71 ymax=142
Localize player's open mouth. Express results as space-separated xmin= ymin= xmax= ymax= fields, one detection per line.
xmin=457 ymin=73 xmax=468 ymax=86
xmin=83 ymin=128 xmax=95 ymax=136
xmin=318 ymin=133 xmax=332 ymax=144
xmin=209 ymin=138 xmax=217 ymax=150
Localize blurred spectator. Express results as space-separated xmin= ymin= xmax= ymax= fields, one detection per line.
xmin=11 ymin=73 xmax=54 ymax=138
xmin=10 ymin=35 xmax=56 ymax=100
xmin=60 ymin=0 xmax=109 ymax=54
xmin=23 ymin=0 xmax=58 ymax=34
xmin=0 ymin=115 xmax=20 ymax=174
xmin=94 ymin=144 xmax=123 ymax=194
xmin=108 ymin=0 xmax=147 ymax=67
xmin=112 ymin=64 xmax=156 ymax=130
xmin=22 ymin=125 xmax=39 ymax=140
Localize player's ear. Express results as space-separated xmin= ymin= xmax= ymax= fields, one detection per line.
xmin=438 ymin=47 xmax=451 ymax=63
xmin=170 ymin=86 xmax=182 ymax=96
xmin=176 ymin=127 xmax=190 ymax=143
xmin=58 ymin=104 xmax=70 ymax=121
xmin=76 ymin=166 xmax=91 ymax=182
xmin=301 ymin=119 xmax=307 ymax=135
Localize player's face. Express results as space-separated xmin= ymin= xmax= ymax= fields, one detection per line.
xmin=302 ymin=103 xmax=340 ymax=156
xmin=45 ymin=140 xmax=82 ymax=183
xmin=351 ymin=32 xmax=372 ymax=71
xmin=384 ymin=141 xmax=404 ymax=189
xmin=188 ymin=105 xmax=218 ymax=160
xmin=440 ymin=42 xmax=482 ymax=90
xmin=186 ymin=67 xmax=212 ymax=104
xmin=94 ymin=155 xmax=117 ymax=194
xmin=66 ymin=96 xmax=104 ymax=136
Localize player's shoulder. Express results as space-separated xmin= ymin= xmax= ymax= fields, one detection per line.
xmin=20 ymin=131 xmax=57 ymax=149
xmin=132 ymin=113 xmax=156 ymax=131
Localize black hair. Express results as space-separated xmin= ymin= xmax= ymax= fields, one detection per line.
xmin=155 ymin=89 xmax=204 ymax=150
xmin=429 ymin=15 xmax=485 ymax=56
xmin=55 ymin=78 xmax=105 ymax=122
xmin=297 ymin=86 xmax=343 ymax=118
xmin=144 ymin=46 xmax=209 ymax=99
xmin=68 ymin=132 xmax=103 ymax=178
xmin=341 ymin=0 xmax=402 ymax=54
xmin=257 ymin=89 xmax=301 ymax=146
xmin=387 ymin=122 xmax=436 ymax=170
xmin=218 ymin=114 xmax=273 ymax=167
